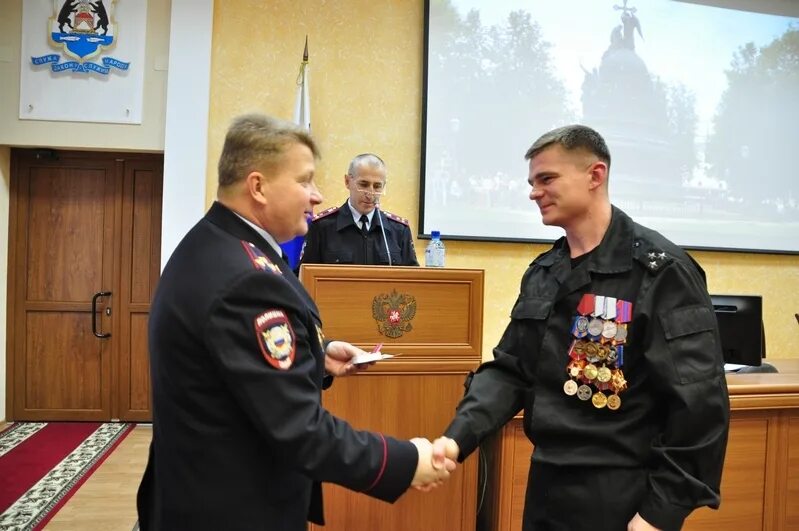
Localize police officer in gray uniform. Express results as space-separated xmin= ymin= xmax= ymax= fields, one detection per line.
xmin=299 ymin=153 xmax=419 ymax=267
xmin=432 ymin=125 xmax=730 ymax=531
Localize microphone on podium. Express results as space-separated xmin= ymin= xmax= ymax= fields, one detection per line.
xmin=374 ymin=202 xmax=393 ymax=266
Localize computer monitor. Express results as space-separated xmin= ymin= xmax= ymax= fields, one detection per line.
xmin=710 ymin=294 xmax=765 ymax=366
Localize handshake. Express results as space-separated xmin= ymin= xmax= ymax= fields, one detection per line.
xmin=409 ymin=436 xmax=460 ymax=492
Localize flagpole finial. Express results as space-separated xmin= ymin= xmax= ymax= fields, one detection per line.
xmin=303 ymin=35 xmax=309 ymax=62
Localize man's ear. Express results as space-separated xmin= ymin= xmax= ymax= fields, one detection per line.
xmin=588 ymin=161 xmax=608 ymax=191
xmin=246 ymin=171 xmax=268 ymax=205
xmin=344 ymin=173 xmax=352 ymax=189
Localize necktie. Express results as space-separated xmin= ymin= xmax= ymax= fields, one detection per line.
xmin=359 ymin=214 xmax=369 ymax=238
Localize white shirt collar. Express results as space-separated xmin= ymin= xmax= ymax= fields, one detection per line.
xmin=346 ymin=199 xmax=374 ymax=228
xmin=232 ymin=212 xmax=283 ymax=257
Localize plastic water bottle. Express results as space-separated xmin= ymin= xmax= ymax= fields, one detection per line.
xmin=425 ymin=230 xmax=446 ymax=267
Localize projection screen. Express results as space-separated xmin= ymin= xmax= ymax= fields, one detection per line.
xmin=420 ymin=0 xmax=799 ymax=253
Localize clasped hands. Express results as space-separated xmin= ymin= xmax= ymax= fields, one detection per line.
xmin=410 ymin=436 xmax=460 ymax=492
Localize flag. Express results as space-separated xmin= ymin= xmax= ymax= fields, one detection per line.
xmin=293 ymin=36 xmax=311 ymax=130
xmin=281 ymin=36 xmax=311 ymax=271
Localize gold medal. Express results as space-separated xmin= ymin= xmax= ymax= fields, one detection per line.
xmin=584 ymin=342 xmax=599 ymax=358
xmin=591 ymin=392 xmax=608 ymax=408
xmin=596 ymin=345 xmax=609 ymax=361
xmin=563 ymin=379 xmax=578 ymax=396
xmin=583 ymin=363 xmax=598 ymax=380
xmin=607 ymin=394 xmax=621 ymax=410
xmin=597 ymin=366 xmax=612 ymax=383
xmin=577 ymin=384 xmax=592 ymax=401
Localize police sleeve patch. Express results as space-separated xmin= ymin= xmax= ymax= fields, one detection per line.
xmin=254 ymin=309 xmax=296 ymax=370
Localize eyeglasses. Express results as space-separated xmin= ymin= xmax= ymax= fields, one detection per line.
xmin=355 ymin=187 xmax=386 ymax=197
xmin=352 ymin=179 xmax=387 ymax=197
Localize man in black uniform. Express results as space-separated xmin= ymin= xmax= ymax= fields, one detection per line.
xmin=432 ymin=125 xmax=730 ymax=530
xmin=136 ymin=114 xmax=454 ymax=531
xmin=298 ymin=153 xmax=419 ymax=267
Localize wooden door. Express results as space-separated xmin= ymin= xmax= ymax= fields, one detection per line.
xmin=7 ymin=149 xmax=162 ymax=421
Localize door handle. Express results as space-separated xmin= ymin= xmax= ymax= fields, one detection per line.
xmin=92 ymin=291 xmax=112 ymax=338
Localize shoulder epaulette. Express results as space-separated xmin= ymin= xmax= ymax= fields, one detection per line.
xmin=380 ymin=210 xmax=410 ymax=226
xmin=240 ymin=241 xmax=282 ymax=275
xmin=312 ymin=206 xmax=339 ymax=222
xmin=633 ymin=241 xmax=674 ymax=274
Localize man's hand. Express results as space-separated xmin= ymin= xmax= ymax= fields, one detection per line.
xmin=431 ymin=436 xmax=460 ymax=469
xmin=410 ymin=438 xmax=457 ymax=492
xmin=628 ymin=513 xmax=661 ymax=531
xmin=324 ymin=341 xmax=373 ymax=377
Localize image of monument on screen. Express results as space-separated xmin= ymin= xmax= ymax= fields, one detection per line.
xmin=422 ymin=0 xmax=799 ymax=252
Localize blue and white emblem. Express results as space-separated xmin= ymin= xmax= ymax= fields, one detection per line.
xmin=32 ymin=0 xmax=129 ymax=74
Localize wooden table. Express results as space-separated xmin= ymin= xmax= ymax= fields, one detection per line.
xmin=479 ymin=359 xmax=799 ymax=531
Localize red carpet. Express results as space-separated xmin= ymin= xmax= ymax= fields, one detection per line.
xmin=0 ymin=422 xmax=135 ymax=529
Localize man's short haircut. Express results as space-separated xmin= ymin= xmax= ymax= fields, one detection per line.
xmin=524 ymin=124 xmax=611 ymax=169
xmin=217 ymin=113 xmax=319 ymax=188
xmin=347 ymin=153 xmax=387 ymax=179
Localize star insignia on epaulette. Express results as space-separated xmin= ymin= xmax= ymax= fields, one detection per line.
xmin=644 ymin=249 xmax=669 ymax=272
xmin=241 ymin=241 xmax=282 ymax=275
xmin=312 ymin=206 xmax=339 ymax=221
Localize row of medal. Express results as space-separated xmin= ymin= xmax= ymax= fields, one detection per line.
xmin=563 ymin=294 xmax=632 ymax=411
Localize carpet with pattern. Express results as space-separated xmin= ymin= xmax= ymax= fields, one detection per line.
xmin=0 ymin=422 xmax=134 ymax=530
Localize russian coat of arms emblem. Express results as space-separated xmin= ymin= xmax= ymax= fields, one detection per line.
xmin=372 ymin=290 xmax=417 ymax=339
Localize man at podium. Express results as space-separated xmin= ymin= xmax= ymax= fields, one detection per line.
xmin=299 ymin=153 xmax=419 ymax=267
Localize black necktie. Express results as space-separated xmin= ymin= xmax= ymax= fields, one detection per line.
xmin=359 ymin=214 xmax=369 ymax=238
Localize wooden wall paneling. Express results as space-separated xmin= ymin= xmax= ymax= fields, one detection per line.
xmin=784 ymin=414 xmax=799 ymax=530
xmin=685 ymin=413 xmax=769 ymax=530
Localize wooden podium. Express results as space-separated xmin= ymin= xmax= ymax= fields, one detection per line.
xmin=300 ymin=264 xmax=484 ymax=531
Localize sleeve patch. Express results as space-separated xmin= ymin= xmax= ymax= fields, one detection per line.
xmin=254 ymin=309 xmax=296 ymax=370
xmin=241 ymin=241 xmax=283 ymax=275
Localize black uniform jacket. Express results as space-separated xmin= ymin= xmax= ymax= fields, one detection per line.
xmin=444 ymin=206 xmax=730 ymax=530
xmin=299 ymin=202 xmax=419 ymax=266
xmin=137 ymin=202 xmax=417 ymax=531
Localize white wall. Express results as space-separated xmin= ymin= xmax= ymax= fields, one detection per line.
xmin=0 ymin=0 xmax=212 ymax=421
